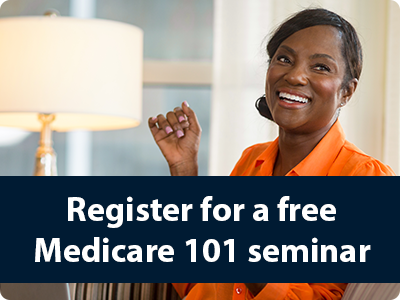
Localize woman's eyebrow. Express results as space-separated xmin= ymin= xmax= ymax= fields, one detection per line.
xmin=309 ymin=53 xmax=336 ymax=62
xmin=279 ymin=45 xmax=337 ymax=63
xmin=280 ymin=45 xmax=296 ymax=54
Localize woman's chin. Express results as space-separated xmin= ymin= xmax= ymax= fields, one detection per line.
xmin=273 ymin=115 xmax=308 ymax=132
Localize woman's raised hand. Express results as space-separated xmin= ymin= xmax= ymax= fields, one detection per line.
xmin=148 ymin=101 xmax=201 ymax=176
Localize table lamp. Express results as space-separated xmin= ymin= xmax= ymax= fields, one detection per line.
xmin=0 ymin=11 xmax=143 ymax=175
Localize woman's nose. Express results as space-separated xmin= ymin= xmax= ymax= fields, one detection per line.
xmin=284 ymin=65 xmax=308 ymax=86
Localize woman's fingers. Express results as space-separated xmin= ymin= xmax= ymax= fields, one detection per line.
xmin=148 ymin=111 xmax=186 ymax=141
xmin=166 ymin=111 xmax=185 ymax=139
xmin=148 ymin=101 xmax=200 ymax=142
xmin=173 ymin=106 xmax=190 ymax=133
xmin=148 ymin=116 xmax=160 ymax=137
xmin=156 ymin=114 xmax=174 ymax=135
xmin=148 ymin=103 xmax=201 ymax=176
xmin=148 ymin=115 xmax=172 ymax=142
xmin=174 ymin=107 xmax=189 ymax=129
xmin=182 ymin=101 xmax=201 ymax=136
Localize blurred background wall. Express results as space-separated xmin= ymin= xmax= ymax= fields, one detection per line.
xmin=0 ymin=0 xmax=398 ymax=176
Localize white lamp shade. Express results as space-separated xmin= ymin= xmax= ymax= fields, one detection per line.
xmin=0 ymin=16 xmax=143 ymax=131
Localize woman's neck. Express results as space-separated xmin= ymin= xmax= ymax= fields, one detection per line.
xmin=273 ymin=121 xmax=337 ymax=176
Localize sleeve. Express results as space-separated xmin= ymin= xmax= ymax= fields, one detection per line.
xmin=171 ymin=283 xmax=197 ymax=299
xmin=352 ymin=160 xmax=396 ymax=176
xmin=253 ymin=283 xmax=347 ymax=300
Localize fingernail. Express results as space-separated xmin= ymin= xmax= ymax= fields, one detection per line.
xmin=176 ymin=130 xmax=184 ymax=138
xmin=165 ymin=126 xmax=173 ymax=134
xmin=151 ymin=117 xmax=157 ymax=121
xmin=178 ymin=116 xmax=185 ymax=123
xmin=184 ymin=101 xmax=189 ymax=107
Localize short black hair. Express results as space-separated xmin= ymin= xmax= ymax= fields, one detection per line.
xmin=257 ymin=8 xmax=363 ymax=121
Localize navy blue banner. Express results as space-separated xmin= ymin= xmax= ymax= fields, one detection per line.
xmin=0 ymin=177 xmax=399 ymax=282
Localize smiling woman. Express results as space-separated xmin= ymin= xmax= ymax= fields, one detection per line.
xmin=149 ymin=8 xmax=394 ymax=178
xmin=149 ymin=7 xmax=394 ymax=300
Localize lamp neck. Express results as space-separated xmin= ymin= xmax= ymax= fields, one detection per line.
xmin=33 ymin=113 xmax=58 ymax=176
xmin=38 ymin=113 xmax=55 ymax=150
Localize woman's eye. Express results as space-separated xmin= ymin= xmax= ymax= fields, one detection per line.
xmin=277 ymin=56 xmax=291 ymax=63
xmin=314 ymin=64 xmax=331 ymax=72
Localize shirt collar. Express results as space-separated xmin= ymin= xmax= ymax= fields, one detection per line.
xmin=254 ymin=121 xmax=346 ymax=176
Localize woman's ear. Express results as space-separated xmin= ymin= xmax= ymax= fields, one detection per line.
xmin=341 ymin=78 xmax=358 ymax=106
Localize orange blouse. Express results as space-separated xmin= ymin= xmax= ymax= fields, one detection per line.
xmin=172 ymin=122 xmax=394 ymax=300
xmin=230 ymin=121 xmax=395 ymax=176
xmin=172 ymin=283 xmax=347 ymax=300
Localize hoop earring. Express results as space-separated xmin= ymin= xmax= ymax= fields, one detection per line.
xmin=255 ymin=94 xmax=274 ymax=122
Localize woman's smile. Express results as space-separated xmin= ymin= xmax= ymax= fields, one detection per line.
xmin=277 ymin=89 xmax=311 ymax=109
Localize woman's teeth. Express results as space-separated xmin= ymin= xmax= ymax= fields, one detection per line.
xmin=279 ymin=92 xmax=309 ymax=104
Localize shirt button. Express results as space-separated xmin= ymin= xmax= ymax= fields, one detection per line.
xmin=236 ymin=288 xmax=243 ymax=295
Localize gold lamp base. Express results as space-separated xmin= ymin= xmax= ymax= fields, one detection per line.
xmin=33 ymin=113 xmax=57 ymax=176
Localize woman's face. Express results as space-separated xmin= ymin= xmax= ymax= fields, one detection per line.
xmin=266 ymin=25 xmax=355 ymax=134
